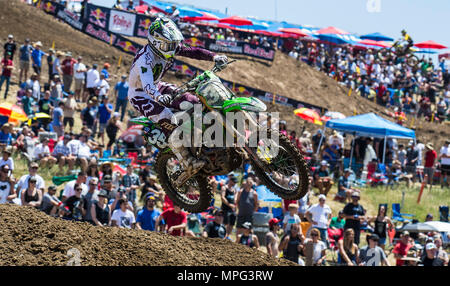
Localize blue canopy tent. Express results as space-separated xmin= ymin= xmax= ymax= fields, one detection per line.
xmin=317 ymin=113 xmax=416 ymax=164
xmin=360 ymin=32 xmax=394 ymax=42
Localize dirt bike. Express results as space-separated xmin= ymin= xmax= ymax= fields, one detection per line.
xmin=377 ymin=41 xmax=419 ymax=67
xmin=130 ymin=62 xmax=310 ymax=213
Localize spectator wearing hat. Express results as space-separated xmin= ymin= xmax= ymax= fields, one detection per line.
xmin=62 ymin=91 xmax=78 ymax=134
xmin=3 ymin=35 xmax=16 ymax=60
xmin=306 ymin=194 xmax=332 ymax=244
xmin=19 ymin=38 xmax=33 ymax=83
xmin=235 ymin=178 xmax=259 ymax=235
xmin=140 ymin=173 xmax=163 ymax=202
xmin=73 ymin=56 xmax=87 ymax=101
xmin=336 ymin=168 xmax=357 ymax=203
xmin=106 ymin=112 xmax=122 ymax=152
xmin=220 ymin=175 xmax=238 ymax=237
xmin=16 ymin=162 xmax=45 ymax=196
xmin=0 ymin=52 xmax=14 ymax=99
xmin=0 ymin=147 xmax=14 ymax=171
xmin=393 ymin=230 xmax=414 ymax=266
xmin=156 ymin=204 xmax=188 ymax=236
xmin=439 ymin=140 xmax=450 ymax=188
xmin=278 ymin=223 xmax=304 ymax=264
xmin=203 ymin=209 xmax=227 ymax=239
xmin=329 ymin=210 xmax=346 ymax=230
xmin=61 ymin=52 xmax=77 ymax=92
xmin=31 ymin=41 xmax=46 ymax=81
xmin=86 ymin=64 xmax=100 ymax=97
xmin=266 ymin=218 xmax=281 ymax=258
xmin=421 ymin=242 xmax=444 ymax=266
xmin=113 ymin=0 xmax=124 ymax=10
xmin=101 ymin=63 xmax=110 ymax=80
xmin=33 ymin=138 xmax=57 ymax=169
xmin=100 ymin=174 xmax=116 ymax=201
xmin=98 ymin=96 xmax=113 ymax=145
xmin=0 ymin=123 xmax=13 ymax=147
xmin=111 ymin=198 xmax=136 ymax=228
xmin=342 ymin=191 xmax=366 ymax=246
xmin=90 ymin=189 xmax=110 ymax=226
xmin=62 ymin=171 xmax=87 ymax=202
xmin=283 ymin=203 xmax=301 ymax=234
xmin=425 ymin=213 xmax=434 ymax=222
xmin=0 ymin=165 xmax=15 ymax=204
xmin=423 ymin=142 xmax=437 ymax=187
xmin=358 ymin=234 xmax=390 ymax=266
xmin=236 ymin=222 xmax=260 ymax=249
xmin=40 ymin=185 xmax=61 ymax=216
xmin=313 ymin=160 xmax=334 ymax=196
xmin=20 ymin=176 xmax=43 ymax=209
xmin=136 ymin=193 xmax=162 ymax=231
xmin=114 ymin=75 xmax=129 ymax=121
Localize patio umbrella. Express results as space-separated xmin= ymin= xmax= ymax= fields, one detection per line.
xmin=135 ymin=4 xmax=148 ymax=14
xmin=316 ymin=26 xmax=349 ymax=35
xmin=119 ymin=125 xmax=143 ymax=143
xmin=321 ymin=111 xmax=346 ymax=122
xmin=414 ymin=40 xmax=448 ymax=50
xmin=256 ymin=185 xmax=281 ymax=203
xmin=294 ymin=108 xmax=323 ymax=125
xmin=278 ymin=28 xmax=309 ymax=37
xmin=360 ymin=32 xmax=393 ymax=42
xmin=219 ymin=16 xmax=252 ymax=26
xmin=402 ymin=221 xmax=450 ymax=233
xmin=183 ymin=11 xmax=219 ymax=22
xmin=316 ymin=34 xmax=351 ymax=45
xmin=357 ymin=39 xmax=391 ymax=48
xmin=165 ymin=5 xmax=203 ymax=17
xmin=27 ymin=112 xmax=51 ymax=126
xmin=0 ymin=102 xmax=28 ymax=123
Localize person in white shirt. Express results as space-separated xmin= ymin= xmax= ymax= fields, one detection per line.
xmin=0 ymin=147 xmax=14 ymax=171
xmin=73 ymin=56 xmax=87 ymax=102
xmin=306 ymin=194 xmax=332 ymax=245
xmin=439 ymin=140 xmax=450 ymax=188
xmin=33 ymin=138 xmax=57 ymax=169
xmin=62 ymin=171 xmax=88 ymax=202
xmin=111 ymin=198 xmax=136 ymax=228
xmin=86 ymin=63 xmax=100 ymax=97
xmin=68 ymin=135 xmax=93 ymax=172
xmin=283 ymin=203 xmax=302 ymax=233
xmin=415 ymin=140 xmax=425 ymax=166
xmin=304 ymin=228 xmax=327 ymax=266
xmin=15 ymin=162 xmax=45 ymax=196
xmin=0 ymin=165 xmax=15 ymax=204
xmin=97 ymin=73 xmax=110 ymax=100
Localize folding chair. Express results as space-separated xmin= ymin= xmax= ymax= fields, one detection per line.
xmin=439 ymin=206 xmax=449 ymax=222
xmin=392 ymin=203 xmax=414 ymax=223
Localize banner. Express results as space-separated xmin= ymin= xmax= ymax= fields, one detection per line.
xmin=135 ymin=14 xmax=156 ymax=38
xmin=57 ymin=6 xmax=83 ymax=30
xmin=86 ymin=3 xmax=110 ymax=29
xmin=109 ymin=9 xmax=136 ymax=36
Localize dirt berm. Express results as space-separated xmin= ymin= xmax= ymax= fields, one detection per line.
xmin=0 ymin=204 xmax=294 ymax=266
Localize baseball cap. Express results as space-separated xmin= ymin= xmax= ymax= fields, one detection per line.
xmin=288 ymin=203 xmax=299 ymax=209
xmin=268 ymin=218 xmax=280 ymax=228
xmin=29 ymin=162 xmax=39 ymax=168
xmin=318 ymin=194 xmax=326 ymax=201
xmin=402 ymin=230 xmax=410 ymax=236
xmin=344 ymin=168 xmax=352 ymax=173
xmin=145 ymin=193 xmax=156 ymax=202
xmin=8 ymin=34 xmax=13 ymax=39
xmin=29 ymin=176 xmax=37 ymax=183
xmin=103 ymin=175 xmax=112 ymax=182
xmin=98 ymin=189 xmax=109 ymax=198
xmin=121 ymin=74 xmax=127 ymax=79
xmin=321 ymin=160 xmax=329 ymax=166
xmin=89 ymin=177 xmax=99 ymax=185
xmin=426 ymin=243 xmax=437 ymax=250
xmin=242 ymin=222 xmax=252 ymax=230
xmin=48 ymin=185 xmax=57 ymax=191
xmin=368 ymin=234 xmax=380 ymax=241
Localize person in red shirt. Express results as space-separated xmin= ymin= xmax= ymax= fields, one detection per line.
xmin=423 ymin=143 xmax=437 ymax=187
xmin=393 ymin=231 xmax=414 ymax=266
xmin=61 ymin=52 xmax=77 ymax=93
xmin=157 ymin=204 xmax=188 ymax=236
xmin=0 ymin=53 xmax=14 ymax=99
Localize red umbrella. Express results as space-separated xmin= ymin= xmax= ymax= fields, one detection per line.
xmin=119 ymin=125 xmax=143 ymax=143
xmin=183 ymin=12 xmax=219 ymax=22
xmin=294 ymin=108 xmax=323 ymax=125
xmin=316 ymin=26 xmax=349 ymax=35
xmin=219 ymin=16 xmax=252 ymax=26
xmin=278 ymin=28 xmax=309 ymax=37
xmin=357 ymin=39 xmax=391 ymax=48
xmin=135 ymin=4 xmax=148 ymax=14
xmin=414 ymin=40 xmax=448 ymax=50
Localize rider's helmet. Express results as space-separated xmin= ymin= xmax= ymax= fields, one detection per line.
xmin=147 ymin=17 xmax=184 ymax=60
xmin=401 ymin=29 xmax=407 ymax=35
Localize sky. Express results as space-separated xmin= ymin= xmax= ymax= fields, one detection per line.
xmin=93 ymin=0 xmax=449 ymax=56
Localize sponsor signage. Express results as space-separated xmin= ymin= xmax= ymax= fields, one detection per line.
xmin=109 ymin=10 xmax=136 ymax=36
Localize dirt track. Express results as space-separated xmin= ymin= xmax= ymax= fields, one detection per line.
xmin=0 ymin=204 xmax=294 ymax=266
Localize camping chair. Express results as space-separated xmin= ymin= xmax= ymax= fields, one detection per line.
xmin=327 ymin=228 xmax=343 ymax=263
xmin=300 ymin=221 xmax=312 ymax=238
xmin=392 ymin=203 xmax=414 ymax=223
xmin=439 ymin=206 xmax=449 ymax=222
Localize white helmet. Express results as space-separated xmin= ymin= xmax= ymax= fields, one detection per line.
xmin=147 ymin=17 xmax=184 ymax=60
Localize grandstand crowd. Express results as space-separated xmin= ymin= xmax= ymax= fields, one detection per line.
xmin=0 ymin=0 xmax=448 ymax=266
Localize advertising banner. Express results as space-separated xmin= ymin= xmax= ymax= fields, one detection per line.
xmin=109 ymin=10 xmax=136 ymax=36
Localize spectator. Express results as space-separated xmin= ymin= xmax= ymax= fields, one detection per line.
xmin=114 ymin=75 xmax=129 ymax=121
xmin=405 ymin=140 xmax=419 ymax=183
xmin=106 ymin=112 xmax=121 ymax=152
xmin=358 ymin=234 xmax=390 ymax=266
xmin=52 ymin=134 xmax=75 ymax=173
xmin=40 ymin=185 xmax=61 ymax=216
xmin=73 ymin=56 xmax=87 ymax=102
xmin=121 ymin=164 xmax=140 ymax=208
xmin=425 ymin=213 xmax=433 ymax=222
xmin=50 ymin=75 xmax=63 ymax=106
xmin=38 ymin=91 xmax=53 ymax=115
xmin=157 ymin=204 xmax=188 ymax=236
xmin=47 ymin=49 xmax=55 ymax=83
xmin=61 ymin=52 xmax=76 ymax=92
xmin=0 ymin=147 xmax=14 ymax=171
xmin=90 ymin=189 xmax=110 ymax=226
xmin=20 ymin=176 xmax=43 ymax=209
xmin=235 ymin=178 xmax=259 ymax=234
xmin=16 ymin=162 xmax=45 ymax=195
xmin=303 ymin=228 xmax=327 ymax=266
xmin=393 ymin=231 xmax=414 ymax=266
xmin=52 ymin=51 xmax=63 ymax=78
xmin=61 ymin=171 xmax=87 ymax=202
xmin=33 ymin=138 xmax=57 ymax=169
xmin=203 ymin=209 xmax=227 ymax=239
xmin=439 ymin=140 xmax=450 ymax=188
xmin=421 ymin=243 xmax=444 ymax=266
xmin=282 ymin=203 xmax=301 ymax=234
xmin=236 ymin=222 xmax=260 ymax=249
xmin=19 ymin=38 xmax=32 ymax=83
xmin=135 ymin=193 xmax=161 ymax=231
xmin=336 ymin=168 xmax=358 ymax=203
xmin=397 ymin=144 xmax=407 ymax=167
xmin=0 ymin=52 xmax=14 ymax=99
xmin=338 ymin=228 xmax=359 ymax=266
xmin=220 ymin=175 xmax=238 ymax=238
xmin=297 ymin=191 xmax=310 ymax=221
xmin=52 ymin=101 xmax=65 ymax=137
xmin=82 ymin=177 xmax=99 ymax=222
xmin=31 ymin=41 xmax=45 ymax=81
xmin=112 ymin=0 xmax=124 ymax=10
xmin=101 ymin=63 xmax=110 ymax=80
xmin=434 ymin=236 xmax=449 ymax=266
xmin=81 ymin=100 xmax=98 ymax=136
xmin=29 ymin=73 xmax=41 ymax=102
xmin=86 ymin=162 xmax=100 ymax=184
xmin=0 ymin=123 xmax=13 ymax=146
xmin=60 ymin=184 xmax=85 ymax=221
xmin=0 ymin=165 xmax=15 ymax=204
xmin=3 ymin=35 xmax=17 ymax=60
xmin=329 ymin=210 xmax=346 ymax=230
xmin=368 ymin=205 xmax=392 ymax=250
xmin=62 ymin=91 xmax=78 ymax=134
xmin=140 ymin=173 xmax=163 ymax=202
xmin=86 ymin=64 xmax=100 ymax=97
xmin=342 ymin=191 xmax=366 ymax=246
xmin=111 ymin=198 xmax=136 ymax=228
xmin=313 ymin=160 xmax=334 ymax=196
xmin=423 ymin=142 xmax=437 ymax=187
xmin=266 ymin=218 xmax=281 ymax=258
xmin=278 ymin=223 xmax=304 ymax=264
xmin=97 ymin=74 xmax=110 ymax=100
xmin=306 ymin=194 xmax=332 ymax=244
xmin=126 ymin=0 xmax=135 ymax=12
xmin=98 ymin=96 xmax=113 ymax=145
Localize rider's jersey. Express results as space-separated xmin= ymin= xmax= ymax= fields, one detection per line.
xmin=128 ymin=44 xmax=216 ymax=101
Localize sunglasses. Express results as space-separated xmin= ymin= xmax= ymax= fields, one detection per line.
xmin=311 ymin=233 xmax=318 ymax=237
xmin=31 ymin=167 xmax=39 ymax=170
xmin=75 ymin=189 xmax=82 ymax=192
xmin=29 ymin=181 xmax=37 ymax=184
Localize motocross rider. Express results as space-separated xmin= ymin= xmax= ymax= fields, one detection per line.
xmin=128 ymin=17 xmax=228 ymax=184
xmin=397 ymin=29 xmax=414 ymax=55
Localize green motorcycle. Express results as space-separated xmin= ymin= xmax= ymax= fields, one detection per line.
xmin=130 ymin=63 xmax=310 ymax=213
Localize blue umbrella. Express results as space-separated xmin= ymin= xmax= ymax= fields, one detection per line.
xmin=233 ymin=19 xmax=270 ymax=30
xmin=360 ymin=32 xmax=394 ymax=42
xmin=316 ymin=34 xmax=351 ymax=45
xmin=164 ymin=5 xmax=203 ymax=17
xmin=256 ymin=185 xmax=281 ymax=202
